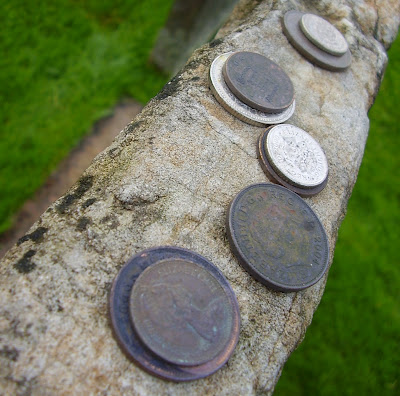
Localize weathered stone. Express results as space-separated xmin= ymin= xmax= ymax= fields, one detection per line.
xmin=0 ymin=0 xmax=399 ymax=394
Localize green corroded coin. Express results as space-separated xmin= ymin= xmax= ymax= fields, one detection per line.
xmin=227 ymin=184 xmax=329 ymax=292
xmin=129 ymin=257 xmax=239 ymax=367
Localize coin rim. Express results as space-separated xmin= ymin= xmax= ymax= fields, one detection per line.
xmin=258 ymin=127 xmax=328 ymax=197
xmin=300 ymin=13 xmax=348 ymax=56
xmin=109 ymin=246 xmax=240 ymax=382
xmin=282 ymin=10 xmax=351 ymax=71
xmin=209 ymin=52 xmax=295 ymax=126
xmin=264 ymin=124 xmax=329 ymax=188
xmin=222 ymin=51 xmax=294 ymax=113
xmin=226 ymin=183 xmax=330 ymax=292
xmin=129 ymin=257 xmax=236 ymax=367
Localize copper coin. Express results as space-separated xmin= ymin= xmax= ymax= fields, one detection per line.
xmin=227 ymin=184 xmax=329 ymax=292
xmin=222 ymin=51 xmax=294 ymax=113
xmin=282 ymin=11 xmax=351 ymax=71
xmin=257 ymin=126 xmax=328 ymax=197
xmin=109 ymin=246 xmax=240 ymax=382
xmin=129 ymin=258 xmax=238 ymax=367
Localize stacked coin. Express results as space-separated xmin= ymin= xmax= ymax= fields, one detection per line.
xmin=282 ymin=11 xmax=351 ymax=71
xmin=226 ymin=184 xmax=329 ymax=292
xmin=209 ymin=51 xmax=295 ymax=126
xmin=257 ymin=124 xmax=329 ymax=196
xmin=109 ymin=246 xmax=240 ymax=382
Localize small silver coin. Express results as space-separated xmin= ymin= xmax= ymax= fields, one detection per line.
xmin=300 ymin=14 xmax=348 ymax=56
xmin=209 ymin=53 xmax=295 ymax=126
xmin=265 ymin=124 xmax=328 ymax=188
xmin=282 ymin=11 xmax=351 ymax=71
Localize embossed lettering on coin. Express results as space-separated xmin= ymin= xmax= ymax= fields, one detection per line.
xmin=130 ymin=258 xmax=236 ymax=367
xmin=300 ymin=14 xmax=348 ymax=56
xmin=223 ymin=51 xmax=294 ymax=113
xmin=265 ymin=124 xmax=328 ymax=188
xmin=227 ymin=184 xmax=329 ymax=292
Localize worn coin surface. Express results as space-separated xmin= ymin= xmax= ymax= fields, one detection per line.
xmin=227 ymin=184 xmax=329 ymax=292
xmin=264 ymin=124 xmax=328 ymax=188
xmin=109 ymin=246 xmax=240 ymax=382
xmin=222 ymin=51 xmax=294 ymax=113
xmin=209 ymin=52 xmax=295 ymax=126
xmin=282 ymin=11 xmax=351 ymax=71
xmin=257 ymin=127 xmax=328 ymax=197
xmin=300 ymin=13 xmax=349 ymax=56
xmin=129 ymin=258 xmax=238 ymax=367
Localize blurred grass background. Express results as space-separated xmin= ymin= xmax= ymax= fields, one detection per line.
xmin=0 ymin=1 xmax=399 ymax=394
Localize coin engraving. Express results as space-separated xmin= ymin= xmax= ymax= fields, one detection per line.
xmin=130 ymin=258 xmax=235 ymax=366
xmin=300 ymin=14 xmax=348 ymax=56
xmin=222 ymin=52 xmax=294 ymax=113
xmin=109 ymin=246 xmax=240 ymax=382
xmin=209 ymin=53 xmax=295 ymax=126
xmin=227 ymin=184 xmax=329 ymax=291
xmin=265 ymin=124 xmax=328 ymax=188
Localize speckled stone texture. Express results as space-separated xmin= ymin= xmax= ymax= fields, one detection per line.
xmin=1 ymin=1 xmax=399 ymax=395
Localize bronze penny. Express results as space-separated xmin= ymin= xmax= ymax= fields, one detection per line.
xmin=257 ymin=126 xmax=328 ymax=197
xmin=130 ymin=258 xmax=238 ymax=367
xmin=222 ymin=51 xmax=294 ymax=113
xmin=227 ymin=184 xmax=329 ymax=292
xmin=109 ymin=246 xmax=240 ymax=381
xmin=282 ymin=11 xmax=351 ymax=71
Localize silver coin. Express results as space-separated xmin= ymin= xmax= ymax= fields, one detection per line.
xmin=300 ymin=14 xmax=348 ymax=57
xmin=265 ymin=124 xmax=328 ymax=188
xmin=209 ymin=53 xmax=295 ymax=126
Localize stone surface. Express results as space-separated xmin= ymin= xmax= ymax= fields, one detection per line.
xmin=0 ymin=0 xmax=399 ymax=395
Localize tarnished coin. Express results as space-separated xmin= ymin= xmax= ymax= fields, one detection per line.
xmin=300 ymin=13 xmax=349 ymax=56
xmin=109 ymin=246 xmax=240 ymax=382
xmin=227 ymin=184 xmax=329 ymax=292
xmin=130 ymin=258 xmax=238 ymax=367
xmin=257 ymin=126 xmax=328 ymax=197
xmin=222 ymin=51 xmax=294 ymax=113
xmin=209 ymin=53 xmax=295 ymax=126
xmin=282 ymin=11 xmax=351 ymax=71
xmin=262 ymin=124 xmax=328 ymax=190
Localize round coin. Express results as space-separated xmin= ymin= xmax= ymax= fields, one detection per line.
xmin=209 ymin=53 xmax=295 ymax=126
xmin=130 ymin=258 xmax=238 ymax=367
xmin=227 ymin=184 xmax=329 ymax=292
xmin=109 ymin=246 xmax=240 ymax=382
xmin=300 ymin=14 xmax=348 ymax=56
xmin=222 ymin=51 xmax=294 ymax=113
xmin=282 ymin=11 xmax=351 ymax=71
xmin=257 ymin=127 xmax=328 ymax=197
xmin=264 ymin=124 xmax=328 ymax=188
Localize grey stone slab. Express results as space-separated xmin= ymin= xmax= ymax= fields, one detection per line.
xmin=0 ymin=0 xmax=399 ymax=395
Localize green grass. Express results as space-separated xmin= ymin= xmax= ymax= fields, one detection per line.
xmin=0 ymin=0 xmax=174 ymax=233
xmin=274 ymin=35 xmax=400 ymax=395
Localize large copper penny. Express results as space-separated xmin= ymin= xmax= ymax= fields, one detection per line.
xmin=282 ymin=11 xmax=351 ymax=71
xmin=109 ymin=246 xmax=240 ymax=381
xmin=257 ymin=125 xmax=328 ymax=197
xmin=130 ymin=258 xmax=238 ymax=367
xmin=222 ymin=51 xmax=294 ymax=113
xmin=227 ymin=184 xmax=329 ymax=292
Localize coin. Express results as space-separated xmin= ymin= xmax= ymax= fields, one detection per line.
xmin=222 ymin=51 xmax=294 ymax=113
xmin=258 ymin=127 xmax=328 ymax=196
xmin=259 ymin=124 xmax=328 ymax=194
xmin=282 ymin=11 xmax=351 ymax=71
xmin=227 ymin=184 xmax=329 ymax=292
xmin=130 ymin=258 xmax=238 ymax=367
xmin=300 ymin=13 xmax=349 ymax=56
xmin=209 ymin=53 xmax=295 ymax=126
xmin=109 ymin=246 xmax=240 ymax=381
